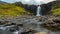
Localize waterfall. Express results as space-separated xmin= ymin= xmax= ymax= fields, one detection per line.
xmin=36 ymin=5 xmax=41 ymax=16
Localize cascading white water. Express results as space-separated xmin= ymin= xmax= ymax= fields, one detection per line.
xmin=13 ymin=31 xmax=19 ymax=34
xmin=0 ymin=25 xmax=17 ymax=34
xmin=36 ymin=5 xmax=41 ymax=16
xmin=0 ymin=25 xmax=7 ymax=30
xmin=0 ymin=25 xmax=15 ymax=31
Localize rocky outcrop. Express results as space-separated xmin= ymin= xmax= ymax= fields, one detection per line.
xmin=40 ymin=1 xmax=57 ymax=15
xmin=41 ymin=15 xmax=60 ymax=31
xmin=15 ymin=1 xmax=58 ymax=15
xmin=14 ymin=2 xmax=37 ymax=15
xmin=22 ymin=5 xmax=37 ymax=15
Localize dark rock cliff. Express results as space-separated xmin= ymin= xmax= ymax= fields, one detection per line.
xmin=40 ymin=2 xmax=53 ymax=15
xmin=14 ymin=2 xmax=37 ymax=15
xmin=14 ymin=1 xmax=57 ymax=15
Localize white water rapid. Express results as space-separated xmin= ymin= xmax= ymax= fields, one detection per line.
xmin=13 ymin=31 xmax=19 ymax=34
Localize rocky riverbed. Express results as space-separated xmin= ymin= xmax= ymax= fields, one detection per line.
xmin=0 ymin=15 xmax=60 ymax=34
xmin=41 ymin=15 xmax=60 ymax=32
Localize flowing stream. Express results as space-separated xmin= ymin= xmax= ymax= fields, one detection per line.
xmin=0 ymin=17 xmax=60 ymax=34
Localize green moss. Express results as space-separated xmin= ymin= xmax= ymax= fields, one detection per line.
xmin=51 ymin=8 xmax=60 ymax=15
xmin=51 ymin=1 xmax=60 ymax=15
xmin=0 ymin=3 xmax=31 ymax=17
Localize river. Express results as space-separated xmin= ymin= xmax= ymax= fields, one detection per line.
xmin=0 ymin=16 xmax=60 ymax=34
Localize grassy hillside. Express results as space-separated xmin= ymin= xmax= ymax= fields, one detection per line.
xmin=0 ymin=3 xmax=31 ymax=17
xmin=51 ymin=1 xmax=60 ymax=15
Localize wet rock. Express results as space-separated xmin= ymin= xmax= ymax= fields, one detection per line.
xmin=0 ymin=21 xmax=5 ymax=25
xmin=9 ymin=28 xmax=16 ymax=32
xmin=20 ymin=29 xmax=36 ymax=34
xmin=17 ymin=24 xmax=23 ymax=27
xmin=53 ymin=19 xmax=60 ymax=23
xmin=11 ymin=23 xmax=16 ymax=25
xmin=0 ymin=20 xmax=10 ymax=25
xmin=9 ymin=26 xmax=19 ymax=32
xmin=4 ymin=23 xmax=15 ymax=26
xmin=40 ymin=16 xmax=60 ymax=31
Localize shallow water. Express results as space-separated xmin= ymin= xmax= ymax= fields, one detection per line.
xmin=0 ymin=17 xmax=60 ymax=34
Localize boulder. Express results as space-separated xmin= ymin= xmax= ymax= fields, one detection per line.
xmin=53 ymin=19 xmax=60 ymax=23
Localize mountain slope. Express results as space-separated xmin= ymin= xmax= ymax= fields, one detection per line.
xmin=0 ymin=3 xmax=31 ymax=17
xmin=0 ymin=1 xmax=8 ymax=4
xmin=14 ymin=2 xmax=37 ymax=15
xmin=51 ymin=1 xmax=60 ymax=15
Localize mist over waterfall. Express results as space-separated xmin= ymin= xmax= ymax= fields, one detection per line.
xmin=36 ymin=5 xmax=41 ymax=16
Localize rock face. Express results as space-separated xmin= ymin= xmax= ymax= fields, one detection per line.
xmin=23 ymin=5 xmax=37 ymax=15
xmin=40 ymin=1 xmax=57 ymax=15
xmin=14 ymin=1 xmax=56 ymax=15
xmin=14 ymin=2 xmax=37 ymax=15
xmin=41 ymin=4 xmax=52 ymax=15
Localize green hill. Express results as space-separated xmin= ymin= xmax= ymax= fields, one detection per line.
xmin=0 ymin=3 xmax=31 ymax=17
xmin=51 ymin=1 xmax=60 ymax=15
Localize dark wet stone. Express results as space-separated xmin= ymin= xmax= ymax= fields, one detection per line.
xmin=9 ymin=28 xmax=16 ymax=32
xmin=9 ymin=26 xmax=19 ymax=32
xmin=11 ymin=23 xmax=16 ymax=25
xmin=17 ymin=24 xmax=23 ymax=27
xmin=12 ymin=26 xmax=19 ymax=31
xmin=53 ymin=19 xmax=60 ymax=23
xmin=4 ymin=23 xmax=12 ymax=26
xmin=0 ymin=21 xmax=5 ymax=25
xmin=20 ymin=29 xmax=36 ymax=34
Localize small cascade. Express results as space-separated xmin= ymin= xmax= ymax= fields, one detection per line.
xmin=36 ymin=5 xmax=41 ymax=16
xmin=0 ymin=25 xmax=6 ymax=30
xmin=0 ymin=25 xmax=15 ymax=30
xmin=13 ymin=31 xmax=19 ymax=34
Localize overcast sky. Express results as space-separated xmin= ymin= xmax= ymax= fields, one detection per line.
xmin=1 ymin=0 xmax=56 ymax=5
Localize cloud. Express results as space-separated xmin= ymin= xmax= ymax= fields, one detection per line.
xmin=21 ymin=0 xmax=55 ymax=5
xmin=1 ymin=0 xmax=56 ymax=4
xmin=1 ymin=0 xmax=17 ymax=3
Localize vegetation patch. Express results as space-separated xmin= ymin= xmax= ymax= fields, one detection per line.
xmin=51 ymin=1 xmax=60 ymax=15
xmin=0 ymin=3 xmax=31 ymax=17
